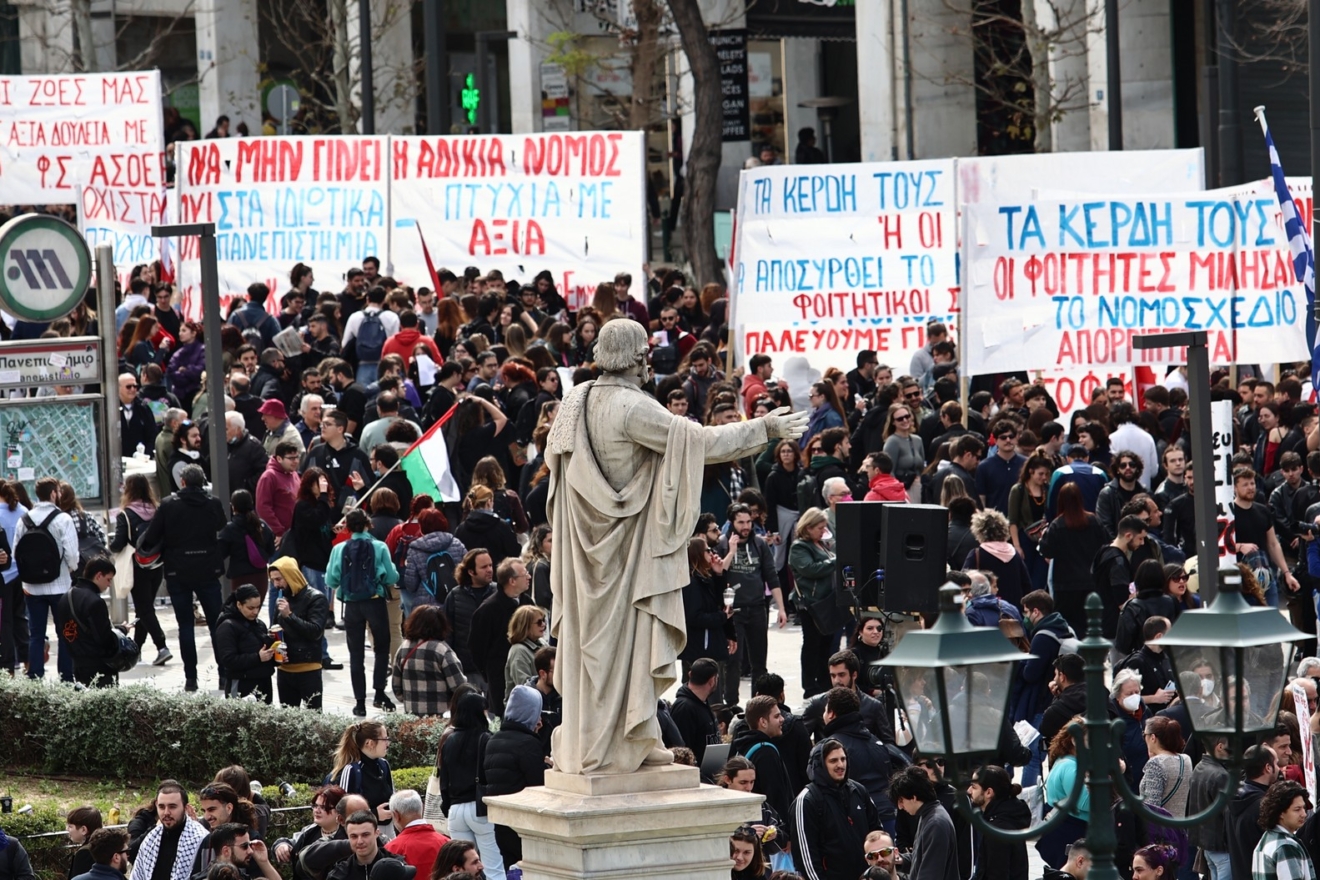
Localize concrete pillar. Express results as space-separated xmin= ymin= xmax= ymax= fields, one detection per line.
xmin=348 ymin=0 xmax=417 ymax=134
xmin=781 ymin=38 xmax=821 ymax=161
xmin=1037 ymin=0 xmax=1092 ymax=151
xmin=1086 ymin=0 xmax=1174 ymax=149
xmin=506 ymin=0 xmax=558 ymax=133
xmin=195 ymin=0 xmax=260 ymax=133
xmin=906 ymin=0 xmax=977 ymax=157
xmin=14 ymin=0 xmax=75 ymax=73
xmin=856 ymin=0 xmax=895 ymax=161
xmin=90 ymin=0 xmax=116 ymax=70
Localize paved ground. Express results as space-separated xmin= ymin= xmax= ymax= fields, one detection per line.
xmin=95 ymin=597 xmax=813 ymax=717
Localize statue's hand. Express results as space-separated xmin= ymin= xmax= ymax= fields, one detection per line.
xmin=765 ymin=406 xmax=810 ymax=440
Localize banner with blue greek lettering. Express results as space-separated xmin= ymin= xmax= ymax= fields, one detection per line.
xmin=962 ymin=179 xmax=1312 ymax=374
xmin=732 ymin=160 xmax=959 ymax=376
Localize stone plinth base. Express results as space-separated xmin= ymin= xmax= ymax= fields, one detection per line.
xmin=484 ymin=764 xmax=763 ymax=880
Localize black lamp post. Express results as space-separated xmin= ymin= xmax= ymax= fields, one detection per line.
xmin=878 ymin=574 xmax=1303 ymax=880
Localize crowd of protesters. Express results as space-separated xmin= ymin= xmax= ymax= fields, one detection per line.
xmin=3 ymin=253 xmax=1320 ymax=880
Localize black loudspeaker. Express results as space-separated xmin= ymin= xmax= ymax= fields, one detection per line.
xmin=834 ymin=502 xmax=886 ymax=606
xmin=878 ymin=503 xmax=948 ymax=614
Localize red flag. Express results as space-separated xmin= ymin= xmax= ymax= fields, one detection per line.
xmin=415 ymin=223 xmax=443 ymax=296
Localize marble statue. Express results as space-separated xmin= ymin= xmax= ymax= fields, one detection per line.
xmin=544 ymin=319 xmax=808 ymax=775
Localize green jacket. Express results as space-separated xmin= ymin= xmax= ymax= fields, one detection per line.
xmin=326 ymin=531 xmax=399 ymax=601
xmin=789 ymin=538 xmax=836 ymax=603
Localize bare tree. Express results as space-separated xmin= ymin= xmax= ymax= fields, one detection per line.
xmin=25 ymin=0 xmax=197 ymax=76
xmin=666 ymin=0 xmax=722 ymax=284
xmin=261 ymin=0 xmax=413 ymax=133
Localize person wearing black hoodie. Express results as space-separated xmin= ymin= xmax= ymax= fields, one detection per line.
xmin=967 ymin=765 xmax=1031 ymax=880
xmin=453 ymin=487 xmax=520 ymax=568
xmin=801 ymin=428 xmax=851 ymax=508
xmin=57 ymin=558 xmax=123 ymax=687
xmin=1227 ymin=744 xmax=1280 ymax=880
xmin=140 ymin=463 xmax=228 ymax=691
xmin=791 ymin=739 xmax=882 ymax=880
xmin=730 ymin=695 xmax=795 ymax=822
xmin=1112 ymin=560 xmax=1181 ymax=656
xmin=213 ymin=583 xmax=277 ymax=701
xmin=466 ymin=558 xmax=533 ymax=717
xmin=444 ymin=551 xmax=496 ymax=693
xmin=669 ymin=659 xmax=721 ymax=766
xmin=819 ymin=687 xmax=897 ymax=832
xmin=482 ymin=684 xmax=546 ymax=866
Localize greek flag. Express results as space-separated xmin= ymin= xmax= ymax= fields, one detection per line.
xmin=1256 ymin=106 xmax=1318 ymax=394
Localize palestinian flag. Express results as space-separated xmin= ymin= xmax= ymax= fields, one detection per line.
xmin=400 ymin=403 xmax=461 ymax=503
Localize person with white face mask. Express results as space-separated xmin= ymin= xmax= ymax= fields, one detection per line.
xmin=1109 ymin=668 xmax=1150 ymax=789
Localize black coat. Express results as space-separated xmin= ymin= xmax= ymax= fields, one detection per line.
xmin=213 ymin=606 xmax=275 ymax=683
xmin=679 ymin=569 xmax=735 ymax=663
xmin=1039 ymin=682 xmax=1087 ymax=749
xmin=277 ymin=582 xmax=329 ymax=666
xmin=120 ymin=398 xmax=160 ymax=457
xmin=803 ymin=687 xmax=895 ymax=745
xmin=140 ymin=487 xmax=227 ymax=581
xmin=482 ymin=721 xmax=545 ymax=796
xmin=227 ymin=433 xmax=269 ymax=495
xmin=975 ymin=795 xmax=1032 ymax=880
xmin=820 ymin=711 xmax=897 ymax=820
xmin=57 ymin=580 xmax=117 ymax=675
xmin=1227 ymin=780 xmax=1269 ymax=880
xmin=669 ymin=685 xmax=719 ymax=765
xmin=729 ymin=727 xmax=794 ymax=821
xmin=453 ymin=509 xmax=520 ymax=567
xmin=217 ymin=517 xmax=276 ymax=578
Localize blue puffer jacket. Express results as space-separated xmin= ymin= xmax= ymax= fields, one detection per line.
xmin=964 ymin=594 xmax=1022 ymax=628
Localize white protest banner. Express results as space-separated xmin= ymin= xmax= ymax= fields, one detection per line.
xmin=731 ymin=159 xmax=958 ymax=376
xmin=0 ymin=72 xmax=165 ymax=204
xmin=1211 ymin=399 xmax=1235 ymax=558
xmin=963 ymin=179 xmax=1311 ymax=374
xmin=1038 ymin=367 xmax=1133 ymax=429
xmin=174 ymin=136 xmax=389 ymax=318
xmin=1292 ymin=681 xmax=1316 ymax=799
xmin=388 ymin=132 xmax=646 ymax=312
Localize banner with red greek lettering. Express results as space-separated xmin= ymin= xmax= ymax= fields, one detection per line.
xmin=172 ymin=133 xmax=647 ymax=317
xmin=174 ymin=136 xmax=388 ymax=317
xmin=388 ymin=132 xmax=646 ymax=312
xmin=0 ymin=72 xmax=164 ymax=205
xmin=732 ymin=159 xmax=958 ymax=376
xmin=963 ymin=179 xmax=1312 ymax=374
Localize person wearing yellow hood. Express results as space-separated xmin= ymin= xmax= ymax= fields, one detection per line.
xmin=270 ymin=556 xmax=330 ymax=710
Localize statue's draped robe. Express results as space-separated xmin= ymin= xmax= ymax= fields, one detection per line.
xmin=545 ymin=375 xmax=770 ymax=774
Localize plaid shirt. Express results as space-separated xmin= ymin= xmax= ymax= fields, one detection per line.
xmin=1254 ymin=827 xmax=1316 ymax=880
xmin=391 ymin=638 xmax=468 ymax=716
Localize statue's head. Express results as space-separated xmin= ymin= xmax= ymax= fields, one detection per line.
xmin=595 ymin=319 xmax=650 ymax=382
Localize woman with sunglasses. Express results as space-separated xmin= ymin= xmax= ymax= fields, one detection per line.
xmin=503 ymin=605 xmax=548 ymax=702
xmin=679 ymin=536 xmax=736 ymax=673
xmin=1163 ymin=563 xmax=1201 ymax=611
xmin=729 ymin=825 xmax=768 ymax=880
xmin=882 ymin=403 xmax=924 ymax=502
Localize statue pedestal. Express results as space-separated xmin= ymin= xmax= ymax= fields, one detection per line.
xmin=484 ymin=764 xmax=763 ymax=880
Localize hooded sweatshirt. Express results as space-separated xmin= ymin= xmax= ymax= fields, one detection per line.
xmin=270 ymin=556 xmax=324 ymax=672
xmin=256 ymin=456 xmax=300 ymax=537
xmin=791 ymin=742 xmax=881 ymax=880
xmin=452 ymin=508 xmax=520 ymax=567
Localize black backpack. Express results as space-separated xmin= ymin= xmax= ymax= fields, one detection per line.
xmin=421 ymin=549 xmax=458 ymax=603
xmin=650 ymin=343 xmax=679 ymax=375
xmin=1114 ymin=597 xmax=1151 ymax=656
xmin=796 ymin=470 xmax=820 ymax=511
xmin=16 ymin=510 xmax=64 ymax=584
xmin=338 ymin=538 xmax=379 ymax=602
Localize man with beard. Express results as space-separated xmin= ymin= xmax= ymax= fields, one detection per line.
xmin=966 ymin=765 xmax=1030 ymax=880
xmin=189 ymin=783 xmax=259 ymax=877
xmin=74 ymin=828 xmax=132 ymax=880
xmin=167 ymin=419 xmax=206 ymax=494
xmin=1232 ymin=466 xmax=1300 ymax=607
xmin=191 ymin=824 xmax=279 ymax=880
xmin=716 ymin=504 xmax=786 ymax=706
xmin=792 ymin=739 xmax=882 ymax=880
xmin=129 ymin=782 xmax=209 ymax=880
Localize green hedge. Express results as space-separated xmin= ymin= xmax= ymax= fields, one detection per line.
xmin=0 ymin=677 xmax=444 ymax=785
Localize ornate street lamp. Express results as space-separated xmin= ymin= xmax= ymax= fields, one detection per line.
xmin=876 ymin=572 xmax=1305 ymax=880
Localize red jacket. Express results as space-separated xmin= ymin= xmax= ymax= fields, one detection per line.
xmin=384 ymin=822 xmax=449 ymax=880
xmin=255 ymin=456 xmax=300 ymax=537
xmin=864 ymin=472 xmax=908 ymax=502
xmin=381 ymin=328 xmax=443 ymax=370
